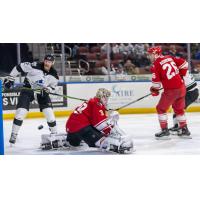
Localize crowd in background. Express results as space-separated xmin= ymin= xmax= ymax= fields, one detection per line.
xmin=1 ymin=43 xmax=200 ymax=75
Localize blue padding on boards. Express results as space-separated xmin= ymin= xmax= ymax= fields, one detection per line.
xmin=0 ymin=81 xmax=4 ymax=155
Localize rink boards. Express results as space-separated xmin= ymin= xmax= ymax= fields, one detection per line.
xmin=3 ymin=81 xmax=200 ymax=119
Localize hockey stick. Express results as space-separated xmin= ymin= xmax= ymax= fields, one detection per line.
xmin=48 ymin=91 xmax=87 ymax=101
xmin=111 ymin=88 xmax=163 ymax=111
xmin=3 ymin=86 xmax=87 ymax=102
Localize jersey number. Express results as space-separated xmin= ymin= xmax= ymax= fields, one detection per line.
xmin=162 ymin=61 xmax=179 ymax=80
xmin=74 ymin=102 xmax=87 ymax=114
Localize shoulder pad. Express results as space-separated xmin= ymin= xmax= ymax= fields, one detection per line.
xmin=31 ymin=61 xmax=38 ymax=67
xmin=49 ymin=67 xmax=59 ymax=80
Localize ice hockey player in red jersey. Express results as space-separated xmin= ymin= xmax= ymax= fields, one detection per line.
xmin=65 ymin=88 xmax=134 ymax=153
xmin=148 ymin=46 xmax=191 ymax=139
xmin=66 ymin=88 xmax=111 ymax=136
xmin=40 ymin=88 xmax=134 ymax=153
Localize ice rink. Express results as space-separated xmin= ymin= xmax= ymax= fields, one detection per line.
xmin=3 ymin=112 xmax=200 ymax=155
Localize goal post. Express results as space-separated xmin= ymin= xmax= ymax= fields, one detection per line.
xmin=0 ymin=80 xmax=4 ymax=155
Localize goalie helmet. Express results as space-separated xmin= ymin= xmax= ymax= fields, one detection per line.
xmin=96 ymin=88 xmax=111 ymax=106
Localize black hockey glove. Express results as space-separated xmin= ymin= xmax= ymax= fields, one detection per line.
xmin=3 ymin=77 xmax=14 ymax=89
xmin=40 ymin=87 xmax=52 ymax=96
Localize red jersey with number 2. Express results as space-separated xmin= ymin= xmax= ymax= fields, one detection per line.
xmin=151 ymin=55 xmax=188 ymax=90
xmin=66 ymin=97 xmax=107 ymax=133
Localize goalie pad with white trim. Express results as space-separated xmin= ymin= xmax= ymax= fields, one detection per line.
xmin=95 ymin=123 xmax=134 ymax=154
xmin=40 ymin=133 xmax=69 ymax=150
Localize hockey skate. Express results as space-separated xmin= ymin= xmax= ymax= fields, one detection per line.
xmin=169 ymin=124 xmax=179 ymax=135
xmin=155 ymin=128 xmax=170 ymax=140
xmin=177 ymin=126 xmax=192 ymax=139
xmin=9 ymin=132 xmax=18 ymax=145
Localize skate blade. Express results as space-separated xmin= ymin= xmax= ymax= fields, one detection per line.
xmin=155 ymin=136 xmax=171 ymax=140
xmin=178 ymin=135 xmax=192 ymax=139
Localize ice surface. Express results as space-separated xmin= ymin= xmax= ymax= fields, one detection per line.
xmin=4 ymin=112 xmax=200 ymax=155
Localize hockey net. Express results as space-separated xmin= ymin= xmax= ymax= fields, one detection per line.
xmin=0 ymin=80 xmax=4 ymax=155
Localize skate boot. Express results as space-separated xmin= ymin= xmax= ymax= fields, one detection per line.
xmin=9 ymin=132 xmax=18 ymax=144
xmin=177 ymin=126 xmax=192 ymax=139
xmin=169 ymin=124 xmax=179 ymax=135
xmin=155 ymin=128 xmax=170 ymax=140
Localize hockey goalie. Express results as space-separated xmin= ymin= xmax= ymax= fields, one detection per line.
xmin=40 ymin=88 xmax=134 ymax=154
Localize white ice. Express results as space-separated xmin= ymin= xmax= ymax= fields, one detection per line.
xmin=3 ymin=112 xmax=200 ymax=155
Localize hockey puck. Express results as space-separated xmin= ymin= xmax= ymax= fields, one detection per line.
xmin=38 ymin=125 xmax=44 ymax=130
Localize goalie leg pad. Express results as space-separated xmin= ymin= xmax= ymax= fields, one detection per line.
xmin=40 ymin=133 xmax=68 ymax=150
xmin=95 ymin=124 xmax=134 ymax=154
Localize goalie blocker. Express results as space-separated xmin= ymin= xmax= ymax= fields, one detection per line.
xmin=41 ymin=88 xmax=134 ymax=154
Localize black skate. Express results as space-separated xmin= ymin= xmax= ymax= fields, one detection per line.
xmin=169 ymin=124 xmax=179 ymax=135
xmin=9 ymin=133 xmax=18 ymax=144
xmin=155 ymin=128 xmax=170 ymax=140
xmin=177 ymin=126 xmax=192 ymax=139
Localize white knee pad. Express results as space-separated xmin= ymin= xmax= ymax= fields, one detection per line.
xmin=42 ymin=108 xmax=57 ymax=134
xmin=15 ymin=108 xmax=28 ymax=120
xmin=42 ymin=108 xmax=56 ymax=122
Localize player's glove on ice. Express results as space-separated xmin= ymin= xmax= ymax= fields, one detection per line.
xmin=150 ymin=86 xmax=159 ymax=96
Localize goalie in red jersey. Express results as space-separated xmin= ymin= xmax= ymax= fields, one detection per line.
xmin=148 ymin=46 xmax=191 ymax=139
xmin=40 ymin=88 xmax=134 ymax=154
xmin=65 ymin=88 xmax=133 ymax=153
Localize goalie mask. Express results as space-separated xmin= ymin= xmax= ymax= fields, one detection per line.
xmin=96 ymin=88 xmax=111 ymax=106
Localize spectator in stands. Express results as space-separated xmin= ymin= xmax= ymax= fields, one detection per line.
xmin=133 ymin=44 xmax=145 ymax=58
xmin=168 ymin=44 xmax=177 ymax=56
xmin=72 ymin=44 xmax=79 ymax=59
xmin=118 ymin=43 xmax=134 ymax=57
xmin=113 ymin=65 xmax=126 ymax=75
xmin=124 ymin=59 xmax=140 ymax=75
xmin=194 ymin=46 xmax=200 ymax=60
xmin=192 ymin=63 xmax=200 ymax=74
xmin=166 ymin=44 xmax=182 ymax=57
xmin=94 ymin=59 xmax=115 ymax=75
xmin=111 ymin=43 xmax=120 ymax=54
xmin=101 ymin=44 xmax=108 ymax=54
